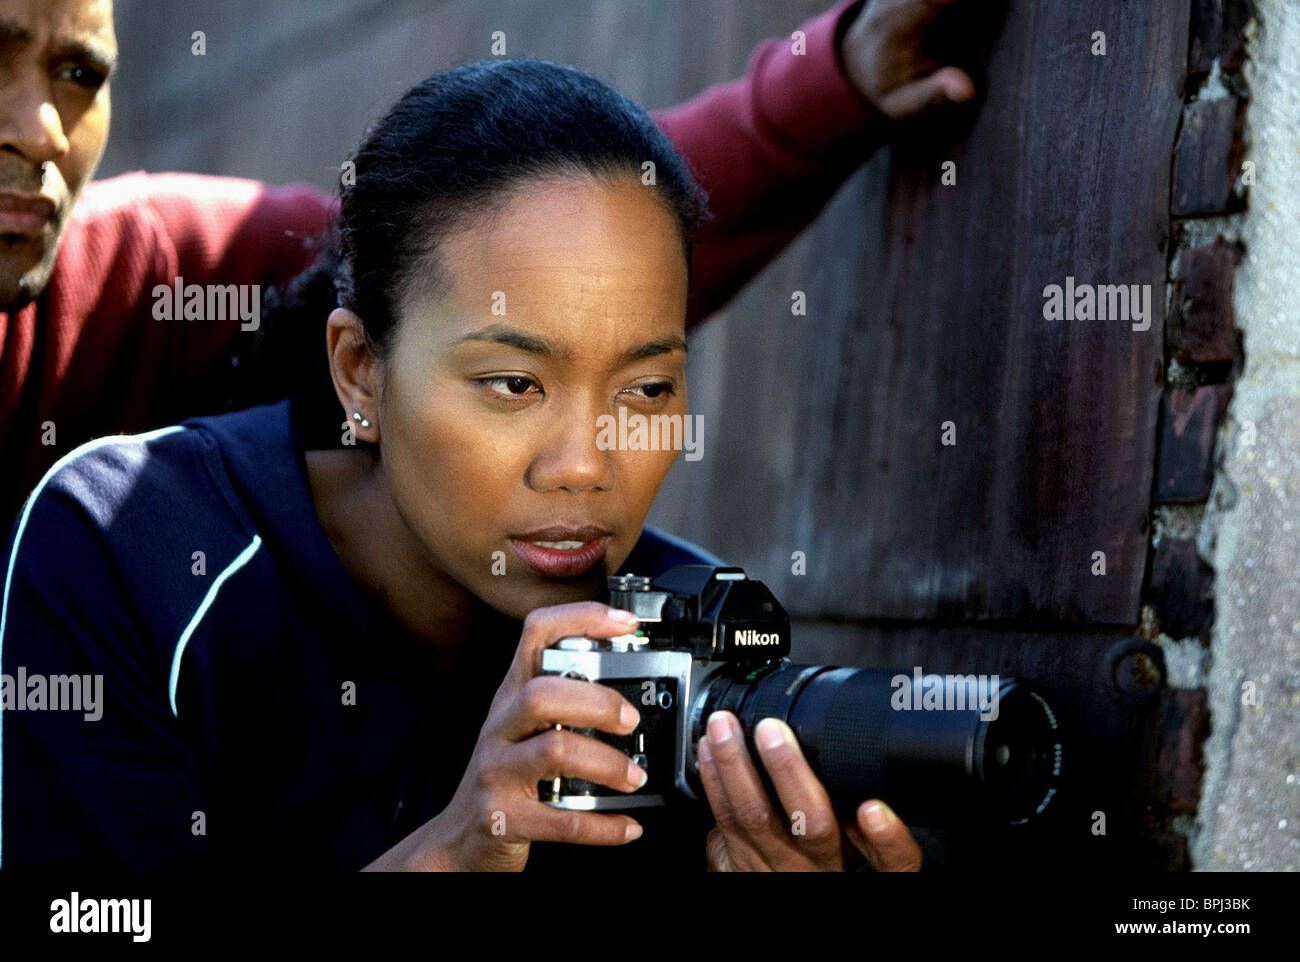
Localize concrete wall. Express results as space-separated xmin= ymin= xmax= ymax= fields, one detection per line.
xmin=1193 ymin=0 xmax=1300 ymax=871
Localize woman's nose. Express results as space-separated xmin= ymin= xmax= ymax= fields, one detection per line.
xmin=524 ymin=407 xmax=616 ymax=493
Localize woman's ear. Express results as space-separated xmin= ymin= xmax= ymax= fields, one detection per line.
xmin=326 ymin=307 xmax=382 ymax=444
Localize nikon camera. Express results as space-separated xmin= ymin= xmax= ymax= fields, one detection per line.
xmin=539 ymin=566 xmax=1062 ymax=827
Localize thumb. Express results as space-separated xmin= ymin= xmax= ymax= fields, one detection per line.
xmin=879 ymin=66 xmax=975 ymax=119
xmin=852 ymin=801 xmax=922 ymax=872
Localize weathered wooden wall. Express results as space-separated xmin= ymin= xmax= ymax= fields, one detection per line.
xmin=652 ymin=0 xmax=1187 ymax=631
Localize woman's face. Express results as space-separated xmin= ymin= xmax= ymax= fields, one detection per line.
xmin=375 ymin=174 xmax=690 ymax=620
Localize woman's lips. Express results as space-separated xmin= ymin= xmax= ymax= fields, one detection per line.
xmin=508 ymin=535 xmax=610 ymax=579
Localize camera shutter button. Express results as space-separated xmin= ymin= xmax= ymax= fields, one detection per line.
xmin=609 ymin=634 xmax=648 ymax=652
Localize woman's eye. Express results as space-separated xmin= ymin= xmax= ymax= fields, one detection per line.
xmin=479 ymin=375 xmax=540 ymax=398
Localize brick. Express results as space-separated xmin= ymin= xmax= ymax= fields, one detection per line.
xmin=1168 ymin=239 xmax=1241 ymax=363
xmin=1155 ymin=385 xmax=1233 ymax=502
xmin=1147 ymin=537 xmax=1213 ymax=637
xmin=1144 ymin=689 xmax=1209 ymax=813
xmin=1189 ymin=0 xmax=1255 ymax=75
xmin=1171 ymin=97 xmax=1248 ymax=217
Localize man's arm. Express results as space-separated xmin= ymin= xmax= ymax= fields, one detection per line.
xmin=652 ymin=0 xmax=975 ymax=327
xmin=137 ymin=173 xmax=334 ymax=381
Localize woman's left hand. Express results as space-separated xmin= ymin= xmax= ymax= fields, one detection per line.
xmin=699 ymin=711 xmax=922 ymax=872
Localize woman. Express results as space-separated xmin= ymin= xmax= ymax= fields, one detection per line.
xmin=0 ymin=59 xmax=919 ymax=872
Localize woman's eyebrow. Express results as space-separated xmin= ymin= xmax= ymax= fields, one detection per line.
xmin=452 ymin=325 xmax=565 ymax=359
xmin=452 ymin=325 xmax=687 ymax=364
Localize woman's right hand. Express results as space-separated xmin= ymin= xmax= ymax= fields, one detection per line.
xmin=368 ymin=602 xmax=649 ymax=872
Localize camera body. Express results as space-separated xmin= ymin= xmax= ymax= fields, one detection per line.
xmin=539 ymin=566 xmax=1063 ymax=827
xmin=539 ymin=566 xmax=784 ymax=810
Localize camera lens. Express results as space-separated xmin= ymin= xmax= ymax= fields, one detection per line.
xmin=694 ymin=665 xmax=1062 ymax=827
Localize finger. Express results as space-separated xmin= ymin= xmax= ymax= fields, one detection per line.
xmin=880 ymin=0 xmax=968 ymax=33
xmin=505 ymin=602 xmax=639 ymax=687
xmin=928 ymin=65 xmax=976 ymax=102
xmin=880 ymin=67 xmax=975 ymax=118
xmin=498 ymin=674 xmax=640 ymax=741
xmin=855 ymin=800 xmax=923 ymax=872
xmin=704 ymin=712 xmax=797 ymax=865
xmin=842 ymin=822 xmax=872 ymax=867
xmin=697 ymin=734 xmax=768 ymax=872
xmin=752 ymin=718 xmax=841 ymax=865
xmin=502 ymin=727 xmax=647 ymax=794
xmin=506 ymin=804 xmax=644 ymax=847
xmin=705 ymin=827 xmax=732 ymax=872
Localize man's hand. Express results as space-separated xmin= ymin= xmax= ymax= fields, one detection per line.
xmin=840 ymin=0 xmax=977 ymax=121
xmin=699 ymin=711 xmax=922 ymax=871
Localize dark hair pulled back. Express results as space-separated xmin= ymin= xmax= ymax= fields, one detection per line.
xmin=255 ymin=57 xmax=706 ymax=446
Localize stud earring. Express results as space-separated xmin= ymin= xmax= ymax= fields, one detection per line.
xmin=352 ymin=411 xmax=371 ymax=429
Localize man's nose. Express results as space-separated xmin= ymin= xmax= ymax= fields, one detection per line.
xmin=0 ymin=79 xmax=71 ymax=165
xmin=525 ymin=407 xmax=616 ymax=493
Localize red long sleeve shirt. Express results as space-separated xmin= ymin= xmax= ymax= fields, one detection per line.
xmin=0 ymin=0 xmax=876 ymax=527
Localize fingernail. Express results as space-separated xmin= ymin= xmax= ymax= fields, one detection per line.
xmin=620 ymin=703 xmax=640 ymax=729
xmin=627 ymin=759 xmax=648 ymax=789
xmin=707 ymin=712 xmax=733 ymax=745
xmin=624 ymin=821 xmax=643 ymax=842
xmin=610 ymin=609 xmax=639 ymax=625
xmin=756 ymin=718 xmax=785 ymax=751
xmin=864 ymin=801 xmax=891 ymax=833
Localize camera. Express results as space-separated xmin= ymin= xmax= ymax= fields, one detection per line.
xmin=539 ymin=566 xmax=1062 ymax=827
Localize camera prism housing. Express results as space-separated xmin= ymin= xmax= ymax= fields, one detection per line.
xmin=538 ymin=566 xmax=1062 ymax=827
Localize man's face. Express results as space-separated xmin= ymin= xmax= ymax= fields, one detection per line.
xmin=0 ymin=0 xmax=114 ymax=310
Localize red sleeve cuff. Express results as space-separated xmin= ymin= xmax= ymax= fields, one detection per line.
xmin=751 ymin=0 xmax=879 ymax=161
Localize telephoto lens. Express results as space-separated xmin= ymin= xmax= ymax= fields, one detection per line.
xmin=693 ymin=664 xmax=1062 ymax=827
xmin=539 ymin=565 xmax=1062 ymax=829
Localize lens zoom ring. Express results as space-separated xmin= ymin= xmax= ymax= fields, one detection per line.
xmin=809 ymin=670 xmax=891 ymax=800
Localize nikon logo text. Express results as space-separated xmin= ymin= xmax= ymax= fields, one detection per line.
xmin=734 ymin=630 xmax=780 ymax=646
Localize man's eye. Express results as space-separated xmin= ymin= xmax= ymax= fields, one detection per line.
xmin=479 ymin=375 xmax=540 ymax=398
xmin=58 ymin=65 xmax=107 ymax=90
xmin=626 ymin=381 xmax=675 ymax=400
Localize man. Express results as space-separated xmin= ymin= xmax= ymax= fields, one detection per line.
xmin=0 ymin=0 xmax=975 ymax=870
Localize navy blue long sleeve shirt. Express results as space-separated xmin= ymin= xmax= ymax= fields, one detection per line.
xmin=0 ymin=399 xmax=722 ymax=871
